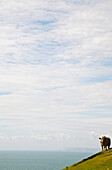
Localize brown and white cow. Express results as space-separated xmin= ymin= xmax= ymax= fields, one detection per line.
xmin=99 ymin=136 xmax=111 ymax=151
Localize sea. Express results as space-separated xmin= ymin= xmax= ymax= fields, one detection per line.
xmin=0 ymin=151 xmax=93 ymax=170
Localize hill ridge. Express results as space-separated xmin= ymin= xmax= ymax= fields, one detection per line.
xmin=62 ymin=148 xmax=112 ymax=170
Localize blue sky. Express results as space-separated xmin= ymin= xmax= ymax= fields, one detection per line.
xmin=0 ymin=0 xmax=112 ymax=151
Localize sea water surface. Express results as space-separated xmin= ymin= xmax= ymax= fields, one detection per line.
xmin=0 ymin=151 xmax=93 ymax=170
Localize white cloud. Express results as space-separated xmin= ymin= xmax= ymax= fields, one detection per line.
xmin=0 ymin=0 xmax=112 ymax=150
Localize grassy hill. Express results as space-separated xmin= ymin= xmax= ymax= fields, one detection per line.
xmin=62 ymin=148 xmax=112 ymax=170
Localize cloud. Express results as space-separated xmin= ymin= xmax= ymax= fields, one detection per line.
xmin=0 ymin=0 xmax=112 ymax=150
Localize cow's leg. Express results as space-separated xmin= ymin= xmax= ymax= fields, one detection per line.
xmin=102 ymin=145 xmax=103 ymax=151
xmin=105 ymin=146 xmax=108 ymax=151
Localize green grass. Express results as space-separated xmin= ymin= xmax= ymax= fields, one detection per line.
xmin=62 ymin=149 xmax=112 ymax=170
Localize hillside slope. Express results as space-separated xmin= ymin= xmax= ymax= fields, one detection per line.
xmin=62 ymin=148 xmax=112 ymax=170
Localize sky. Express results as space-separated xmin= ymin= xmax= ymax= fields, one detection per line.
xmin=0 ymin=0 xmax=112 ymax=151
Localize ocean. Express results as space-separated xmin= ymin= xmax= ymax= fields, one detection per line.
xmin=0 ymin=151 xmax=93 ymax=170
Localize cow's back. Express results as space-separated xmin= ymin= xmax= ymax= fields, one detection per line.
xmin=102 ymin=137 xmax=110 ymax=147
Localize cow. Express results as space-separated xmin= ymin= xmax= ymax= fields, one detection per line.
xmin=99 ymin=136 xmax=111 ymax=151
